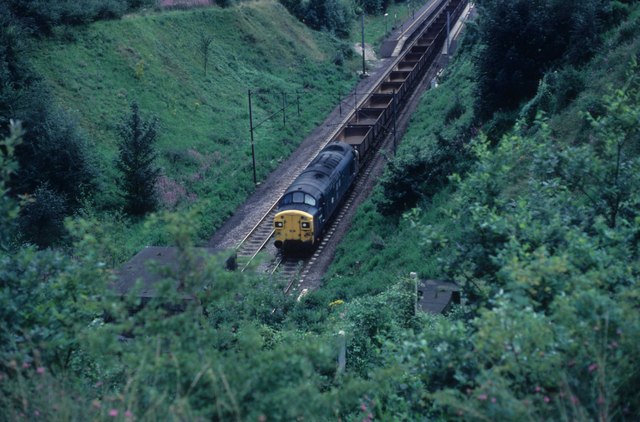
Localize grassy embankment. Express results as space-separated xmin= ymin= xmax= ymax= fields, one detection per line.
xmin=29 ymin=1 xmax=360 ymax=260
xmin=350 ymin=1 xmax=429 ymax=50
xmin=319 ymin=4 xmax=640 ymax=307
xmin=296 ymin=6 xmax=640 ymax=417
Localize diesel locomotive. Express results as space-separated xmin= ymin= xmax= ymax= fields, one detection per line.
xmin=274 ymin=0 xmax=468 ymax=253
xmin=274 ymin=142 xmax=358 ymax=252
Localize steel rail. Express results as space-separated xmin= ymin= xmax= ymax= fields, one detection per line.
xmin=239 ymin=228 xmax=275 ymax=272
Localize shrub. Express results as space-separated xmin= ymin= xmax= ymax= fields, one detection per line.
xmin=474 ymin=0 xmax=611 ymax=121
xmin=4 ymin=0 xmax=128 ymax=35
xmin=19 ymin=183 xmax=68 ymax=248
xmin=282 ymin=0 xmax=354 ymax=38
xmin=375 ymin=134 xmax=471 ymax=216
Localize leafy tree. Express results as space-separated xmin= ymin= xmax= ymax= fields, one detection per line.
xmin=577 ymin=61 xmax=640 ymax=228
xmin=366 ymin=59 xmax=640 ymax=420
xmin=13 ymin=97 xmax=96 ymax=206
xmin=282 ymin=0 xmax=354 ymax=38
xmin=0 ymin=122 xmax=108 ymax=373
xmin=116 ymin=102 xmax=160 ymax=215
xmin=0 ymin=120 xmax=23 ymax=252
xmin=1 ymin=9 xmax=96 ymax=245
xmin=375 ymin=133 xmax=471 ymax=216
xmin=2 ymin=0 xmax=128 ymax=35
xmin=358 ymin=0 xmax=384 ymax=15
xmin=474 ymin=0 xmax=616 ymax=122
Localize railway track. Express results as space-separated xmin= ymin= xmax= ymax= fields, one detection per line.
xmin=234 ymin=0 xmax=469 ymax=289
xmin=278 ymin=129 xmax=389 ymax=296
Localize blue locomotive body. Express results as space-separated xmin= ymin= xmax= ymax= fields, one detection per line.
xmin=274 ymin=142 xmax=358 ymax=252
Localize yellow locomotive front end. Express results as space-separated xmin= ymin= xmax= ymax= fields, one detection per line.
xmin=274 ymin=210 xmax=315 ymax=251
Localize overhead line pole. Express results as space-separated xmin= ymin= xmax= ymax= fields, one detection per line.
xmin=393 ymin=89 xmax=397 ymax=154
xmin=282 ymin=92 xmax=287 ymax=128
xmin=446 ymin=11 xmax=451 ymax=54
xmin=361 ymin=13 xmax=366 ymax=77
xmin=248 ymin=89 xmax=257 ymax=185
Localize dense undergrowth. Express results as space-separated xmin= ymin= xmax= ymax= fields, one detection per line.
xmin=321 ymin=1 xmax=640 ymax=418
xmin=2 ymin=0 xmax=640 ymax=420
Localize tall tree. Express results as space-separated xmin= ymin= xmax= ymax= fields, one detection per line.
xmin=474 ymin=0 xmax=611 ymax=121
xmin=116 ymin=102 xmax=160 ymax=216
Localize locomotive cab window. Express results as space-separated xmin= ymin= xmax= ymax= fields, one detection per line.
xmin=304 ymin=194 xmax=316 ymax=207
xmin=292 ymin=192 xmax=305 ymax=204
xmin=284 ymin=192 xmax=316 ymax=206
xmin=280 ymin=194 xmax=292 ymax=206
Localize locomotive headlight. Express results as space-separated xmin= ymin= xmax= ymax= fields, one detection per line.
xmin=301 ymin=222 xmax=310 ymax=229
xmin=275 ymin=221 xmax=284 ymax=228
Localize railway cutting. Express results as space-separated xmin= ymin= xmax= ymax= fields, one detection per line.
xmin=116 ymin=0 xmax=474 ymax=299
xmin=226 ymin=0 xmax=472 ymax=293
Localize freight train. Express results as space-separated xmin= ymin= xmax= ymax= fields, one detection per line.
xmin=274 ymin=0 xmax=467 ymax=253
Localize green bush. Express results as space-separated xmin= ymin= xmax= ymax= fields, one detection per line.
xmin=375 ymin=133 xmax=472 ymax=216
xmin=281 ymin=0 xmax=355 ymax=37
xmin=350 ymin=60 xmax=640 ymax=420
xmin=1 ymin=8 xmax=96 ymax=210
xmin=19 ymin=183 xmax=68 ymax=248
xmin=474 ymin=0 xmax=613 ymax=121
xmin=4 ymin=0 xmax=128 ymax=35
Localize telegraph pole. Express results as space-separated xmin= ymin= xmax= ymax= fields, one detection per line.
xmin=446 ymin=11 xmax=451 ymax=54
xmin=248 ymin=89 xmax=257 ymax=185
xmin=393 ymin=89 xmax=397 ymax=154
xmin=361 ymin=13 xmax=366 ymax=77
xmin=282 ymin=92 xmax=286 ymax=128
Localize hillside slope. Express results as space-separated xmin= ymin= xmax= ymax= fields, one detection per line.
xmin=28 ymin=1 xmax=357 ymax=250
xmin=318 ymin=3 xmax=640 ymax=419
